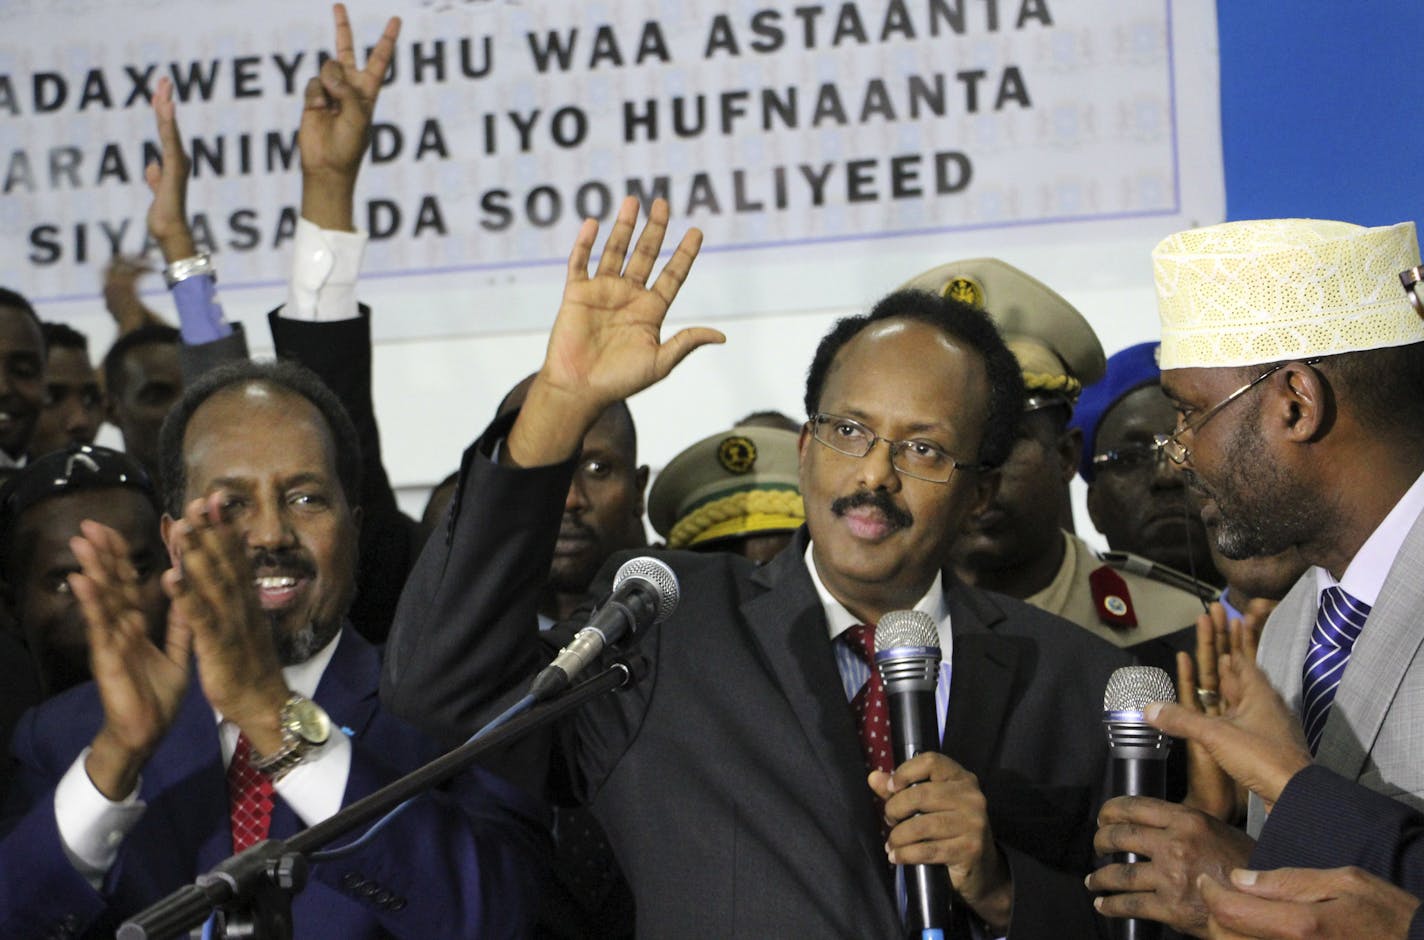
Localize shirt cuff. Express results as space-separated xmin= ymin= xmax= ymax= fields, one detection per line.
xmin=272 ymin=728 xmax=352 ymax=826
xmin=283 ymin=217 xmax=367 ymax=322
xmin=171 ymin=273 xmax=232 ymax=344
xmin=53 ymin=747 xmax=147 ymax=888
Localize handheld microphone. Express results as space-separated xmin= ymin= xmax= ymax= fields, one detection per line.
xmin=875 ymin=609 xmax=952 ymax=939
xmin=1102 ymin=665 xmax=1176 ymax=940
xmin=529 ymin=556 xmax=678 ymax=701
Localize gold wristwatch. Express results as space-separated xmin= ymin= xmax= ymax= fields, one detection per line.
xmin=252 ymin=694 xmax=332 ymax=782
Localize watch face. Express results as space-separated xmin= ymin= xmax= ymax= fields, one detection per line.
xmin=286 ymin=697 xmax=332 ymax=746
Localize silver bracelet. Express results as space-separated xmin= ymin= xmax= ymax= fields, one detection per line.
xmin=163 ymin=253 xmax=216 ymax=288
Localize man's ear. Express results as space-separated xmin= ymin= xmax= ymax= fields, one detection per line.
xmin=1057 ymin=427 xmax=1084 ymax=485
xmin=1278 ymin=361 xmax=1332 ymax=442
xmin=160 ymin=513 xmax=182 ymax=569
xmin=634 ymin=464 xmax=650 ymax=518
xmin=970 ymin=466 xmax=1000 ymax=517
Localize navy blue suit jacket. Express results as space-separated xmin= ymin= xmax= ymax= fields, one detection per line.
xmin=0 ymin=628 xmax=546 ymax=938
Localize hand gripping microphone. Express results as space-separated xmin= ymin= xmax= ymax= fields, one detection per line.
xmin=1102 ymin=665 xmax=1176 ymax=940
xmin=875 ymin=609 xmax=952 ymax=939
xmin=529 ymin=556 xmax=679 ymax=702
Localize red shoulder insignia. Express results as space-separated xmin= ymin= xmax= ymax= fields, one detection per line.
xmin=1089 ymin=565 xmax=1138 ymax=629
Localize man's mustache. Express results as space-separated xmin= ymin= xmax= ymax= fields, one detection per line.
xmin=830 ymin=490 xmax=913 ymax=530
xmin=249 ymin=546 xmax=315 ymax=577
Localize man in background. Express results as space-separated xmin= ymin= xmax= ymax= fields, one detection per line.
xmin=922 ymin=260 xmax=1210 ymax=675
xmin=32 ymin=323 xmax=104 ymax=458
xmin=648 ymin=422 xmax=804 ymax=564
xmin=101 ymin=325 xmax=183 ymax=484
xmin=0 ymin=289 xmax=48 ymax=472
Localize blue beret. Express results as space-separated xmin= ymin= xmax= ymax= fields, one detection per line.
xmin=1068 ymin=341 xmax=1160 ymax=482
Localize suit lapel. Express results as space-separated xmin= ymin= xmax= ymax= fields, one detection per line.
xmin=941 ymin=584 xmax=1023 ymax=778
xmin=1257 ymin=577 xmax=1317 ymax=709
xmin=270 ymin=628 xmax=381 ymax=839
xmin=739 ymin=533 xmax=895 ymax=898
xmin=1319 ymin=510 xmax=1424 ymax=778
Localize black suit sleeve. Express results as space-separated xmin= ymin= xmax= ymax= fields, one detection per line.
xmin=178 ymin=323 xmax=249 ymax=384
xmin=1252 ymin=764 xmax=1424 ymax=899
xmin=381 ymin=415 xmax=573 ymax=740
xmin=267 ymin=307 xmax=420 ymax=644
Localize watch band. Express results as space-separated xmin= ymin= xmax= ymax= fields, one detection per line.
xmin=252 ymin=694 xmax=330 ymax=783
xmin=163 ymin=252 xmax=216 ymax=288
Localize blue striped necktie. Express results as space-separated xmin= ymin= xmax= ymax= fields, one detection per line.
xmin=1301 ymin=586 xmax=1371 ymax=755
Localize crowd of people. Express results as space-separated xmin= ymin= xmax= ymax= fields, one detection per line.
xmin=0 ymin=5 xmax=1421 ymax=938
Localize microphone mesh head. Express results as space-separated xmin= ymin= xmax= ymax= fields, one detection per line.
xmin=613 ymin=556 xmax=680 ymax=624
xmin=875 ymin=609 xmax=941 ymax=654
xmin=1103 ymin=666 xmax=1177 ymax=712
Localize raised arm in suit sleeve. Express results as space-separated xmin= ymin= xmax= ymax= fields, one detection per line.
xmin=381 ymin=413 xmax=574 ymax=743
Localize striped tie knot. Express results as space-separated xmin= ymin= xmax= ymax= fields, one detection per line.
xmin=1301 ymin=585 xmax=1371 ymax=755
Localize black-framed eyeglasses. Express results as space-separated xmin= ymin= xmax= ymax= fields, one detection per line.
xmin=1153 ymin=357 xmax=1321 ymax=465
xmin=808 ymin=413 xmax=986 ymax=484
xmin=1402 ymin=265 xmax=1424 ymax=317
xmin=1092 ymin=441 xmax=1165 ymax=473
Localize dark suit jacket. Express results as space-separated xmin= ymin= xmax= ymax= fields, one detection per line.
xmin=0 ymin=628 xmax=546 ymax=939
xmin=383 ymin=427 xmax=1133 ymax=938
xmin=180 ymin=311 xmax=420 ymax=644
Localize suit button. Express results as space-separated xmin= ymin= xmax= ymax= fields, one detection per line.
xmin=359 ymin=882 xmax=380 ymax=897
xmin=388 ymin=896 xmax=407 ymax=912
xmin=341 ymin=871 xmax=364 ymax=890
xmin=373 ymin=889 xmax=393 ymax=905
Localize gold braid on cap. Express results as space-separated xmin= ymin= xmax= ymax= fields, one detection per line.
xmin=1021 ymin=371 xmax=1082 ymax=397
xmin=668 ymin=488 xmax=805 ymax=549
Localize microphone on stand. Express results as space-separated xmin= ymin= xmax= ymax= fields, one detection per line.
xmin=1102 ymin=665 xmax=1176 ymax=940
xmin=529 ymin=556 xmax=679 ymax=701
xmin=875 ymin=609 xmax=953 ymax=939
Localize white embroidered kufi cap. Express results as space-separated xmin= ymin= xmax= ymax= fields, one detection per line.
xmin=1153 ymin=218 xmax=1423 ymax=369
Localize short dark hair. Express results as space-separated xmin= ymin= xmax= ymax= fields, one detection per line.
xmin=157 ymin=359 xmax=362 ymax=517
xmin=103 ymin=325 xmax=180 ymax=398
xmin=802 ymin=289 xmax=1025 ymax=467
xmin=0 ymin=287 xmax=46 ymax=350
xmin=1327 ymin=342 xmax=1424 ymax=443
xmin=41 ymin=321 xmax=88 ymax=354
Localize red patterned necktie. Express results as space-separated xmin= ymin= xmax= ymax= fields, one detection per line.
xmin=846 ymin=624 xmax=894 ymax=776
xmin=228 ymin=732 xmax=274 ymax=853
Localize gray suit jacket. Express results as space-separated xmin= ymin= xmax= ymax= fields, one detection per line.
xmin=1249 ymin=505 xmax=1424 ymax=835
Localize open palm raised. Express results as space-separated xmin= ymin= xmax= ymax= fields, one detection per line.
xmin=509 ymin=196 xmax=724 ymax=467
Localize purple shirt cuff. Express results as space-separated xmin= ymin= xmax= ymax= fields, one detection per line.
xmin=171 ymin=274 xmax=231 ymax=344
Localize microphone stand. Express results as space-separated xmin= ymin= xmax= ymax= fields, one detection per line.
xmin=118 ymin=658 xmax=644 ymax=940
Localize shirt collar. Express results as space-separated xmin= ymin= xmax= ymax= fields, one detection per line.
xmin=1316 ymin=468 xmax=1424 ymax=606
xmin=213 ymin=628 xmax=342 ymax=726
xmin=803 ymin=542 xmax=949 ymax=641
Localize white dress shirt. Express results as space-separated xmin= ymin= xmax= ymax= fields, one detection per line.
xmin=283 ymin=217 xmax=367 ymax=322
xmin=805 ymin=543 xmax=955 ymax=743
xmin=1315 ymin=469 xmax=1424 ymax=606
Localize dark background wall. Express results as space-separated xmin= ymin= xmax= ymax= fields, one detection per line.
xmin=1218 ymin=1 xmax=1423 ymax=234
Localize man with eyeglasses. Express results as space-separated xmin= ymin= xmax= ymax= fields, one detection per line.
xmin=1089 ymin=218 xmax=1424 ymax=937
xmin=383 ymin=199 xmax=1133 ymax=936
xmin=1072 ymin=342 xmax=1309 ymax=630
